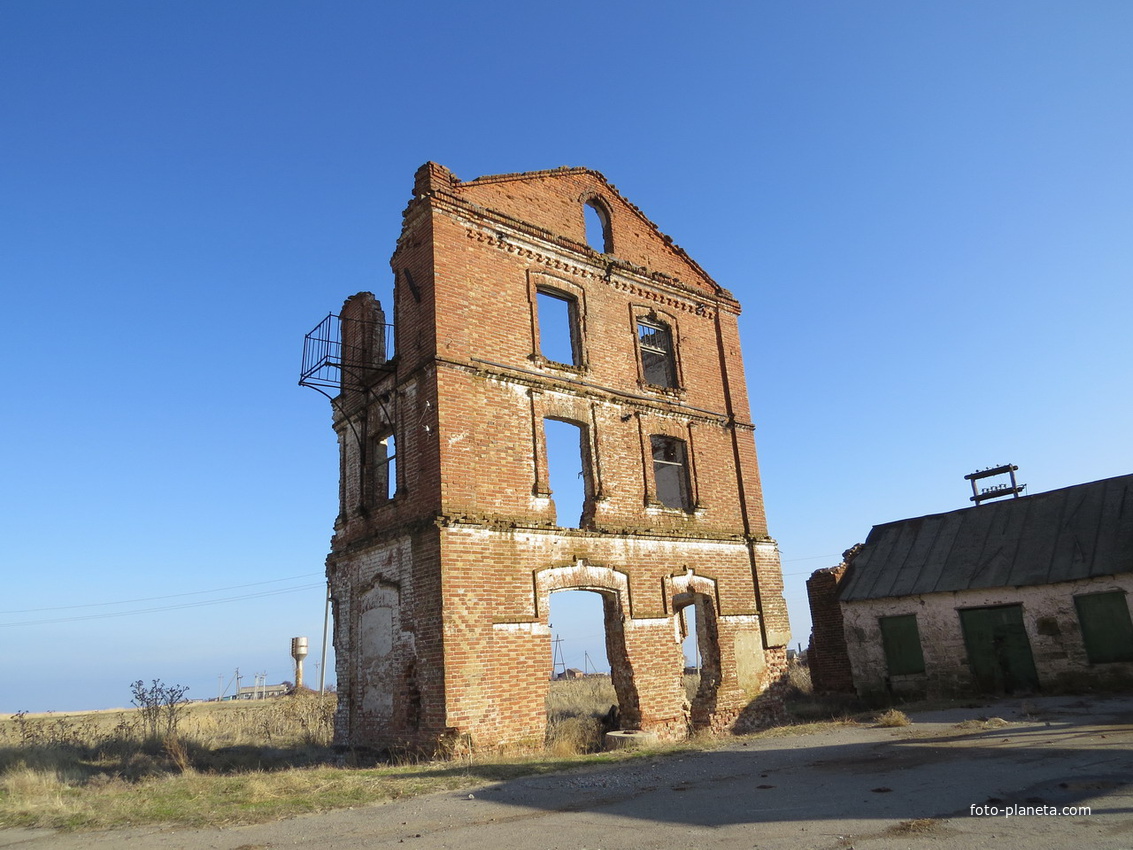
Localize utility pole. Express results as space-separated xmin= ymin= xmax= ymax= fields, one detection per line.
xmin=551 ymin=636 xmax=566 ymax=679
xmin=319 ymin=585 xmax=331 ymax=694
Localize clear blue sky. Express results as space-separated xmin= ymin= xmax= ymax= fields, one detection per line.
xmin=3 ymin=2 xmax=1131 ymax=712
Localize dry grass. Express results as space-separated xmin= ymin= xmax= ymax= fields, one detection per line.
xmin=786 ymin=656 xmax=813 ymax=695
xmin=874 ymin=708 xmax=912 ymax=727
xmin=956 ymin=716 xmax=1010 ymax=730
xmin=0 ymin=694 xmax=335 ymax=753
xmin=0 ymin=692 xmax=339 ymax=830
xmin=887 ymin=817 xmax=942 ymax=835
xmin=544 ymin=676 xmax=617 ymax=755
xmin=2 ymin=685 xmax=648 ymax=831
xmin=1 ymin=680 xmax=873 ymax=833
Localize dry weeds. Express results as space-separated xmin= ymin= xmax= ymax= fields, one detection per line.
xmin=874 ymin=708 xmax=912 ymax=727
xmin=2 ymin=680 xmax=870 ymax=833
xmin=544 ymin=676 xmax=617 ymax=755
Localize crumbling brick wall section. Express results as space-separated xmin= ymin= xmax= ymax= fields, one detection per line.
xmin=806 ymin=564 xmax=856 ymax=693
xmin=324 ymin=163 xmax=790 ymax=752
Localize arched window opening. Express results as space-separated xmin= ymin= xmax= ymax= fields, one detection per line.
xmin=584 ymin=199 xmax=612 ymax=254
xmin=545 ymin=418 xmax=592 ymax=528
xmin=546 ymin=589 xmax=617 ymax=754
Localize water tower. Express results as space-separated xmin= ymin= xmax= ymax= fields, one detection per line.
xmin=290 ymin=636 xmax=309 ymax=689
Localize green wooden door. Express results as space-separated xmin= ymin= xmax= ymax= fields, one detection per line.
xmin=959 ymin=605 xmax=1040 ymax=693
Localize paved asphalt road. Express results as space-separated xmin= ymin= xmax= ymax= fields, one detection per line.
xmin=3 ymin=694 xmax=1132 ymax=849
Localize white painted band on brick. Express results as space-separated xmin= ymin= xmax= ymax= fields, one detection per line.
xmin=718 ymin=614 xmax=761 ymax=626
xmin=492 ymin=622 xmax=551 ymax=635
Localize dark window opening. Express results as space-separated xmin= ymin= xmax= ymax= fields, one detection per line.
xmin=584 ymin=199 xmax=612 ymax=253
xmin=536 ymin=289 xmax=580 ymax=366
xmin=878 ymin=614 xmax=926 ymax=675
xmin=651 ymin=435 xmax=691 ymax=511
xmin=545 ymin=418 xmax=591 ymax=528
xmin=638 ymin=319 xmax=677 ymax=388
xmin=1075 ymin=591 xmax=1133 ymax=664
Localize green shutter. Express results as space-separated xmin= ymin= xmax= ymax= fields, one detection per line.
xmin=1075 ymin=592 xmax=1133 ymax=664
xmin=879 ymin=614 xmax=926 ymax=675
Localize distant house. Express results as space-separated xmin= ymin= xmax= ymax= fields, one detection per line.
xmin=808 ymin=473 xmax=1133 ymax=696
xmin=222 ymin=683 xmax=290 ymax=701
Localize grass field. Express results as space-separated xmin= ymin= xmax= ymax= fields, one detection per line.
xmin=0 ymin=680 xmax=646 ymax=831
xmin=0 ymin=666 xmax=832 ymax=833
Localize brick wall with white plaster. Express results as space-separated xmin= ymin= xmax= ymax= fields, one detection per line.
xmin=842 ymin=575 xmax=1133 ymax=695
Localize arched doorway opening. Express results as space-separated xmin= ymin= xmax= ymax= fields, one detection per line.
xmin=546 ymin=588 xmax=617 ymax=753
xmin=674 ymin=591 xmax=722 ymax=730
xmin=535 ymin=563 xmax=640 ymax=751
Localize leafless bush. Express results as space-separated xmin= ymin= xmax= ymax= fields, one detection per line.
xmin=130 ymin=680 xmax=190 ymax=740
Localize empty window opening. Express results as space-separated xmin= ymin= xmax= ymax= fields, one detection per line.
xmin=682 ymin=603 xmax=700 ymax=672
xmin=536 ymin=289 xmax=580 ymax=366
xmin=545 ymin=418 xmax=591 ymax=528
xmin=584 ymin=199 xmax=612 ymax=253
xmin=681 ymin=602 xmax=700 ymax=701
xmin=1075 ymin=592 xmax=1133 ymax=664
xmin=638 ymin=319 xmax=677 ymax=388
xmin=547 ymin=589 xmax=618 ymax=752
xmin=364 ymin=432 xmax=397 ymax=504
xmin=651 ymin=435 xmax=692 ymax=511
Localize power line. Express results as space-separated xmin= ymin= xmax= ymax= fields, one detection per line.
xmin=0 ymin=582 xmax=326 ymax=628
xmin=0 ymin=572 xmax=325 ymax=614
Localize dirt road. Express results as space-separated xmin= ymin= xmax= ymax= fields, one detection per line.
xmin=3 ymin=694 xmax=1131 ymax=849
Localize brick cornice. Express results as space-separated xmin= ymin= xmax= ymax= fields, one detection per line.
xmin=421 ymin=191 xmax=741 ymax=315
xmin=433 ymin=355 xmax=756 ymax=430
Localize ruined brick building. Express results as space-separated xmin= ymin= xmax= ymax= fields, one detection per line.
xmin=808 ymin=473 xmax=1133 ymax=698
xmin=301 ymin=163 xmax=790 ymax=751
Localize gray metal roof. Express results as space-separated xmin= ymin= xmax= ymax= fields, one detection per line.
xmin=838 ymin=473 xmax=1133 ymax=602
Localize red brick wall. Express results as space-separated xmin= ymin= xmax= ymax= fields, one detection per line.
xmin=806 ymin=565 xmax=855 ymax=693
xmin=326 ymin=163 xmax=791 ymax=751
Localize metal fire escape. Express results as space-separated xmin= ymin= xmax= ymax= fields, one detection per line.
xmin=299 ymin=312 xmax=396 ymax=397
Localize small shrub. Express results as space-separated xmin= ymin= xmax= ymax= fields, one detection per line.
xmin=130 ymin=680 xmax=190 ymax=740
xmin=874 ymin=708 xmax=911 ymax=727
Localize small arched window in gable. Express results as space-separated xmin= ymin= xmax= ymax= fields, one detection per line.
xmin=583 ymin=197 xmax=613 ymax=254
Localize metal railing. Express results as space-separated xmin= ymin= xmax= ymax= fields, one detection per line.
xmin=300 ymin=313 xmax=395 ymax=392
